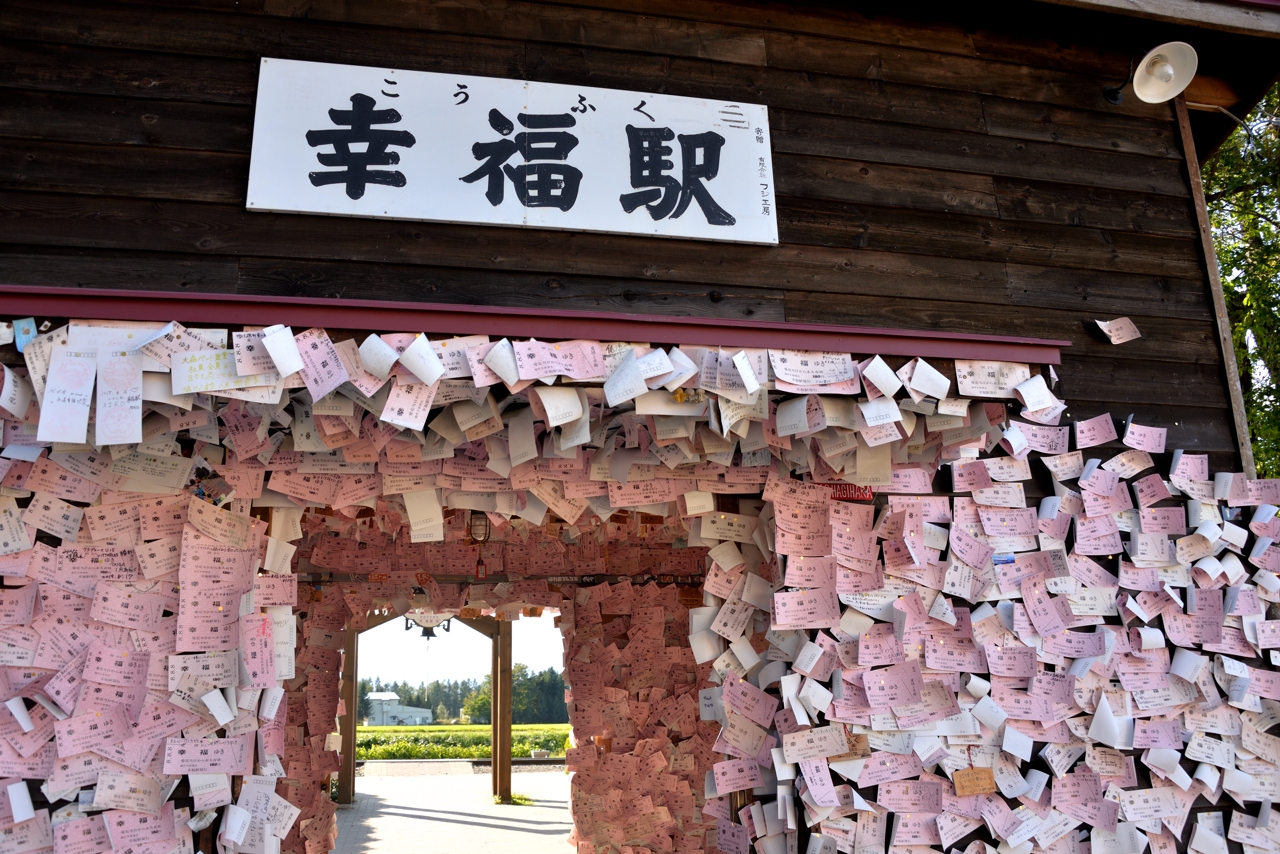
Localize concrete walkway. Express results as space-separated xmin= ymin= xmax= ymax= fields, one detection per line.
xmin=334 ymin=771 xmax=573 ymax=854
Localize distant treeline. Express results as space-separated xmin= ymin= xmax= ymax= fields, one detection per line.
xmin=357 ymin=665 xmax=568 ymax=724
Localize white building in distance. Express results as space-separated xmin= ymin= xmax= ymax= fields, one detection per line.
xmin=365 ymin=691 xmax=434 ymax=726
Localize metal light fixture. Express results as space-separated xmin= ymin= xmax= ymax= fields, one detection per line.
xmin=468 ymin=510 xmax=491 ymax=545
xmin=1104 ymin=42 xmax=1197 ymax=105
xmin=469 ymin=511 xmax=491 ymax=580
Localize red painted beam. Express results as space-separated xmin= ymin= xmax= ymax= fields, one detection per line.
xmin=0 ymin=285 xmax=1069 ymax=363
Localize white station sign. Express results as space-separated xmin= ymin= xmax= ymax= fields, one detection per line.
xmin=246 ymin=58 xmax=778 ymax=245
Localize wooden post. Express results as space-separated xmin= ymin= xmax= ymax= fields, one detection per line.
xmin=1175 ymin=95 xmax=1257 ymax=478
xmin=491 ymin=631 xmax=500 ymax=796
xmin=497 ymin=619 xmax=513 ymax=803
xmin=335 ymin=625 xmax=359 ymax=805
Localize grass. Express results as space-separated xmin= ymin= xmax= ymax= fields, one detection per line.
xmin=355 ymin=724 xmax=571 ymax=760
xmin=496 ymin=794 xmax=536 ymax=806
xmin=359 ymin=724 xmax=570 ymax=735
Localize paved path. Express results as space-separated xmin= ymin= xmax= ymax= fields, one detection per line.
xmin=335 ymin=771 xmax=573 ymax=854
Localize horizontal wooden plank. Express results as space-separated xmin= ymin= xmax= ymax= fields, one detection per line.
xmin=0 ymin=190 xmax=1214 ymax=338
xmin=0 ymin=20 xmax=1184 ymax=166
xmin=0 ymin=38 xmax=258 ymax=105
xmin=778 ymin=196 xmax=1204 ymax=279
xmin=0 ymin=246 xmax=237 ymax=291
xmin=782 ymin=290 xmax=1219 ymax=364
xmin=1034 ymin=0 xmax=1280 ymax=41
xmin=0 ymin=92 xmax=1190 ymax=245
xmin=0 ymin=88 xmax=252 ymax=151
xmin=777 ymin=156 xmax=1195 ymax=237
xmin=1004 ymin=264 xmax=1212 ymax=322
xmin=732 ymin=246 xmax=1208 ymax=331
xmin=1050 ymin=402 xmax=1239 ymax=454
xmin=0 ymin=97 xmax=1195 ymax=248
xmin=0 ymin=138 xmax=1202 ymax=280
xmin=524 ymin=47 xmax=990 ymax=134
xmin=234 ymin=257 xmax=785 ymax=321
xmin=770 ymin=110 xmax=1189 ymax=198
xmin=282 ymin=0 xmax=770 ymax=67
xmin=0 ymin=139 xmax=246 ymax=203
xmin=278 ymin=0 xmax=984 ymax=63
xmin=0 ymin=38 xmax=988 ymax=135
xmin=0 ymin=37 xmax=994 ymax=136
xmin=0 ymin=191 xmax=1003 ymax=296
xmin=774 ymin=154 xmax=997 ymax=218
xmin=1058 ymin=355 xmax=1230 ymax=408
xmin=763 ymin=32 xmax=1168 ymax=120
xmin=543 ymin=0 xmax=1192 ymax=86
xmin=0 ymin=1 xmax=527 ymax=79
xmin=729 ymin=250 xmax=1211 ymax=323
xmin=168 ymin=0 xmax=1156 ymax=84
xmin=979 ymin=96 xmax=1183 ymax=160
xmin=147 ymin=0 xmax=263 ymax=11
xmin=992 ymin=177 xmax=1197 ymax=237
xmin=3 ymin=2 xmax=1176 ymax=130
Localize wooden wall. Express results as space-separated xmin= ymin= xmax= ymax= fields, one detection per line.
xmin=0 ymin=0 xmax=1249 ymax=467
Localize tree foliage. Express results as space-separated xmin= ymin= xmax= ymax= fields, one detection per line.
xmin=358 ymin=667 xmax=568 ymax=726
xmin=356 ymin=676 xmax=481 ymax=722
xmin=461 ymin=665 xmax=569 ymax=725
xmin=1204 ymin=84 xmax=1280 ymax=476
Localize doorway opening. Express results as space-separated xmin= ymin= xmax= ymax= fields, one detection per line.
xmin=336 ymin=609 xmax=573 ymax=854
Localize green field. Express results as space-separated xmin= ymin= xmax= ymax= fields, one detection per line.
xmin=356 ymin=724 xmax=571 ymax=760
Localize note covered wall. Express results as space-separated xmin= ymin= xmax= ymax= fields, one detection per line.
xmin=0 ymin=317 xmax=1276 ymax=854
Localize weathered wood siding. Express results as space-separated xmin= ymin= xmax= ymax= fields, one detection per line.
xmin=0 ymin=0 xmax=1240 ymax=465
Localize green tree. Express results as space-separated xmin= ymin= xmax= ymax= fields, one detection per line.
xmin=435 ymin=702 xmax=449 ymax=724
xmin=1204 ymin=83 xmax=1280 ymax=476
xmin=463 ymin=677 xmax=492 ymax=724
xmin=357 ymin=677 xmax=372 ymax=721
xmin=510 ymin=664 xmax=536 ymax=723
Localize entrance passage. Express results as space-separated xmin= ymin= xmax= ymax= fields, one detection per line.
xmin=342 ymin=609 xmax=572 ymax=854
xmin=336 ymin=768 xmax=572 ymax=854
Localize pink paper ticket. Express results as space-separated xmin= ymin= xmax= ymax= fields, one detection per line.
xmin=712 ymin=758 xmax=764 ymax=795
xmin=162 ymin=734 xmax=253 ymax=775
xmin=1074 ymin=413 xmax=1117 ymax=449
xmin=54 ymin=815 xmax=110 ymax=854
xmin=53 ymin=703 xmax=132 ymax=757
xmin=771 ymin=589 xmax=840 ymax=629
xmin=857 ymin=751 xmax=923 ymax=787
xmin=721 ymin=677 xmax=779 ymax=728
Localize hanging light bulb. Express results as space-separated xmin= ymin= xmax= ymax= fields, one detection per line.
xmin=468 ymin=510 xmax=491 ymax=545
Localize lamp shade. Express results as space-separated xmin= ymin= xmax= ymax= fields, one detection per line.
xmin=1132 ymin=42 xmax=1198 ymax=103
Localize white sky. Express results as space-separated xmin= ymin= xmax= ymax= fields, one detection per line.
xmin=357 ymin=613 xmax=566 ymax=685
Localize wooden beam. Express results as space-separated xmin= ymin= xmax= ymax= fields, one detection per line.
xmin=335 ymin=625 xmax=359 ymax=805
xmin=456 ymin=615 xmax=500 ymax=639
xmin=491 ymin=633 xmax=500 ymax=797
xmin=497 ymin=620 xmax=513 ymax=804
xmin=1174 ymin=95 xmax=1256 ymax=478
xmin=1183 ymin=76 xmax=1240 ymax=111
xmin=1033 ymin=0 xmax=1280 ymax=40
xmin=0 ymin=285 xmax=1070 ymax=366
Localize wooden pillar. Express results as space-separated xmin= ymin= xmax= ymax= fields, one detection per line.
xmin=496 ymin=619 xmax=513 ymax=803
xmin=1175 ymin=95 xmax=1256 ymax=478
xmin=336 ymin=625 xmax=359 ymax=804
xmin=491 ymin=632 xmax=500 ymax=796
